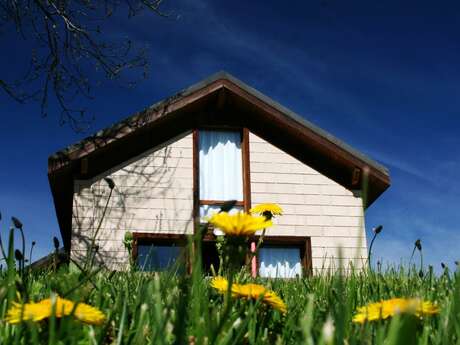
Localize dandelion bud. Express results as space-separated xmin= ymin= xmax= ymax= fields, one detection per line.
xmin=14 ymin=249 xmax=23 ymax=261
xmin=455 ymin=261 xmax=459 ymax=266
xmin=11 ymin=217 xmax=23 ymax=229
xmin=32 ymin=241 xmax=36 ymax=246
xmin=53 ymin=236 xmax=60 ymax=250
xmin=123 ymin=232 xmax=133 ymax=245
xmin=415 ymin=239 xmax=422 ymax=251
xmin=103 ymin=177 xmax=115 ymax=190
xmin=441 ymin=262 xmax=446 ymax=269
xmin=373 ymin=225 xmax=383 ymax=234
xmin=418 ymin=269 xmax=424 ymax=278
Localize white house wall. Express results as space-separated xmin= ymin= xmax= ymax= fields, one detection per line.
xmin=249 ymin=133 xmax=367 ymax=273
xmin=71 ymin=132 xmax=194 ymax=269
xmin=71 ymin=130 xmax=368 ymax=273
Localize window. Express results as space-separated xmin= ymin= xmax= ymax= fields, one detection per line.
xmin=259 ymin=246 xmax=302 ymax=278
xmin=199 ymin=130 xmax=244 ymax=219
xmin=133 ymin=233 xmax=186 ymax=272
xmin=137 ymin=244 xmax=182 ymax=271
xmin=257 ymin=237 xmax=312 ymax=278
xmin=193 ymin=128 xmax=250 ymax=273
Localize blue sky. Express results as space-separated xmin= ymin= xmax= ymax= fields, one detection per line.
xmin=1 ymin=0 xmax=459 ymax=269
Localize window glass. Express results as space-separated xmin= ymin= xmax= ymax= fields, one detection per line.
xmin=259 ymin=246 xmax=302 ymax=278
xmin=199 ymin=130 xmax=243 ymax=201
xmin=137 ymin=244 xmax=182 ymax=271
xmin=199 ymin=204 xmax=244 ymax=222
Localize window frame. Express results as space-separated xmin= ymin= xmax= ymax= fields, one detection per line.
xmin=132 ymin=232 xmax=188 ymax=271
xmin=193 ymin=127 xmax=251 ymax=231
xmin=253 ymin=236 xmax=313 ymax=277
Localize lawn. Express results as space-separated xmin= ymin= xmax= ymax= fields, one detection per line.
xmin=0 ymin=245 xmax=458 ymax=344
xmin=0 ymin=210 xmax=458 ymax=344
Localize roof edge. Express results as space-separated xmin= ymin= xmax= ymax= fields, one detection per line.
xmin=48 ymin=70 xmax=389 ymax=179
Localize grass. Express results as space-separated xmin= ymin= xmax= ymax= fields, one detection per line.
xmin=0 ymin=215 xmax=457 ymax=344
xmin=0 ymin=251 xmax=459 ymax=344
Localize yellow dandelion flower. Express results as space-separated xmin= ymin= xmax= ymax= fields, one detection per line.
xmin=249 ymin=203 xmax=283 ymax=218
xmin=5 ymin=296 xmax=106 ymax=325
xmin=210 ymin=276 xmax=229 ymax=293
xmin=353 ymin=298 xmax=439 ymax=324
xmin=210 ymin=277 xmax=287 ymax=314
xmin=208 ymin=212 xmax=272 ymax=236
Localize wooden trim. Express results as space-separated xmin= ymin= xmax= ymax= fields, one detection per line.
xmin=216 ymin=88 xmax=226 ymax=110
xmin=49 ymin=80 xmax=225 ymax=168
xmin=242 ymin=128 xmax=251 ymax=212
xmin=199 ymin=125 xmax=242 ymax=131
xmin=305 ymin=237 xmax=313 ymax=276
xmin=193 ymin=130 xmax=200 ymax=234
xmin=196 ymin=128 xmax=246 ymax=213
xmin=252 ymin=235 xmax=308 ymax=244
xmin=200 ymin=200 xmax=244 ymax=206
xmin=220 ymin=79 xmax=390 ymax=183
xmin=132 ymin=233 xmax=186 ymax=241
xmin=352 ymin=167 xmax=361 ymax=187
xmin=80 ymin=158 xmax=88 ymax=175
xmin=131 ymin=232 xmax=187 ymax=262
xmin=253 ymin=236 xmax=312 ymax=277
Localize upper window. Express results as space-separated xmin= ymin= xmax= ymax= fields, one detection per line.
xmin=199 ymin=130 xmax=243 ymax=218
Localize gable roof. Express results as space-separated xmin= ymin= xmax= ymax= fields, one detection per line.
xmin=48 ymin=71 xmax=390 ymax=250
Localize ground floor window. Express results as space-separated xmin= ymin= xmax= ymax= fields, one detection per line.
xmin=132 ymin=233 xmax=311 ymax=277
xmin=259 ymin=246 xmax=302 ymax=278
xmin=132 ymin=232 xmax=223 ymax=274
xmin=256 ymin=236 xmax=312 ymax=278
xmin=133 ymin=233 xmax=186 ymax=272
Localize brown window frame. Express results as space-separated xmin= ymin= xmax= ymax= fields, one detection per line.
xmin=193 ymin=127 xmax=251 ymax=232
xmin=253 ymin=236 xmax=313 ymax=277
xmin=132 ymin=232 xmax=188 ymax=271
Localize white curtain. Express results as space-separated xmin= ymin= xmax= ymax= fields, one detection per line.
xmin=259 ymin=247 xmax=302 ymax=278
xmin=200 ymin=205 xmax=243 ymax=220
xmin=199 ymin=130 xmax=243 ymax=201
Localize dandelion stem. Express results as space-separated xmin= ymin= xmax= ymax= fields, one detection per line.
xmin=0 ymin=233 xmax=7 ymax=261
xmin=18 ymin=227 xmax=26 ymax=275
xmin=368 ymin=232 xmax=378 ymax=270
xmin=29 ymin=242 xmax=35 ymax=266
xmin=409 ymin=245 xmax=417 ymax=267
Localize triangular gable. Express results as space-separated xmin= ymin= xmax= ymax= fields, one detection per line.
xmin=48 ymin=71 xmax=390 ymax=250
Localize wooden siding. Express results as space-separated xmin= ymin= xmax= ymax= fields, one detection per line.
xmin=71 ymin=132 xmax=194 ymax=269
xmin=70 ymin=130 xmax=368 ymax=273
xmin=249 ymin=133 xmax=367 ymax=273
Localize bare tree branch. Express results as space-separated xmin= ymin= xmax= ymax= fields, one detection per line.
xmin=0 ymin=0 xmax=170 ymax=131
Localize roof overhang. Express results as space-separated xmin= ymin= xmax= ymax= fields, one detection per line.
xmin=48 ymin=72 xmax=390 ymax=251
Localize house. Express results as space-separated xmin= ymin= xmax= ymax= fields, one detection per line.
xmin=48 ymin=72 xmax=390 ymax=277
